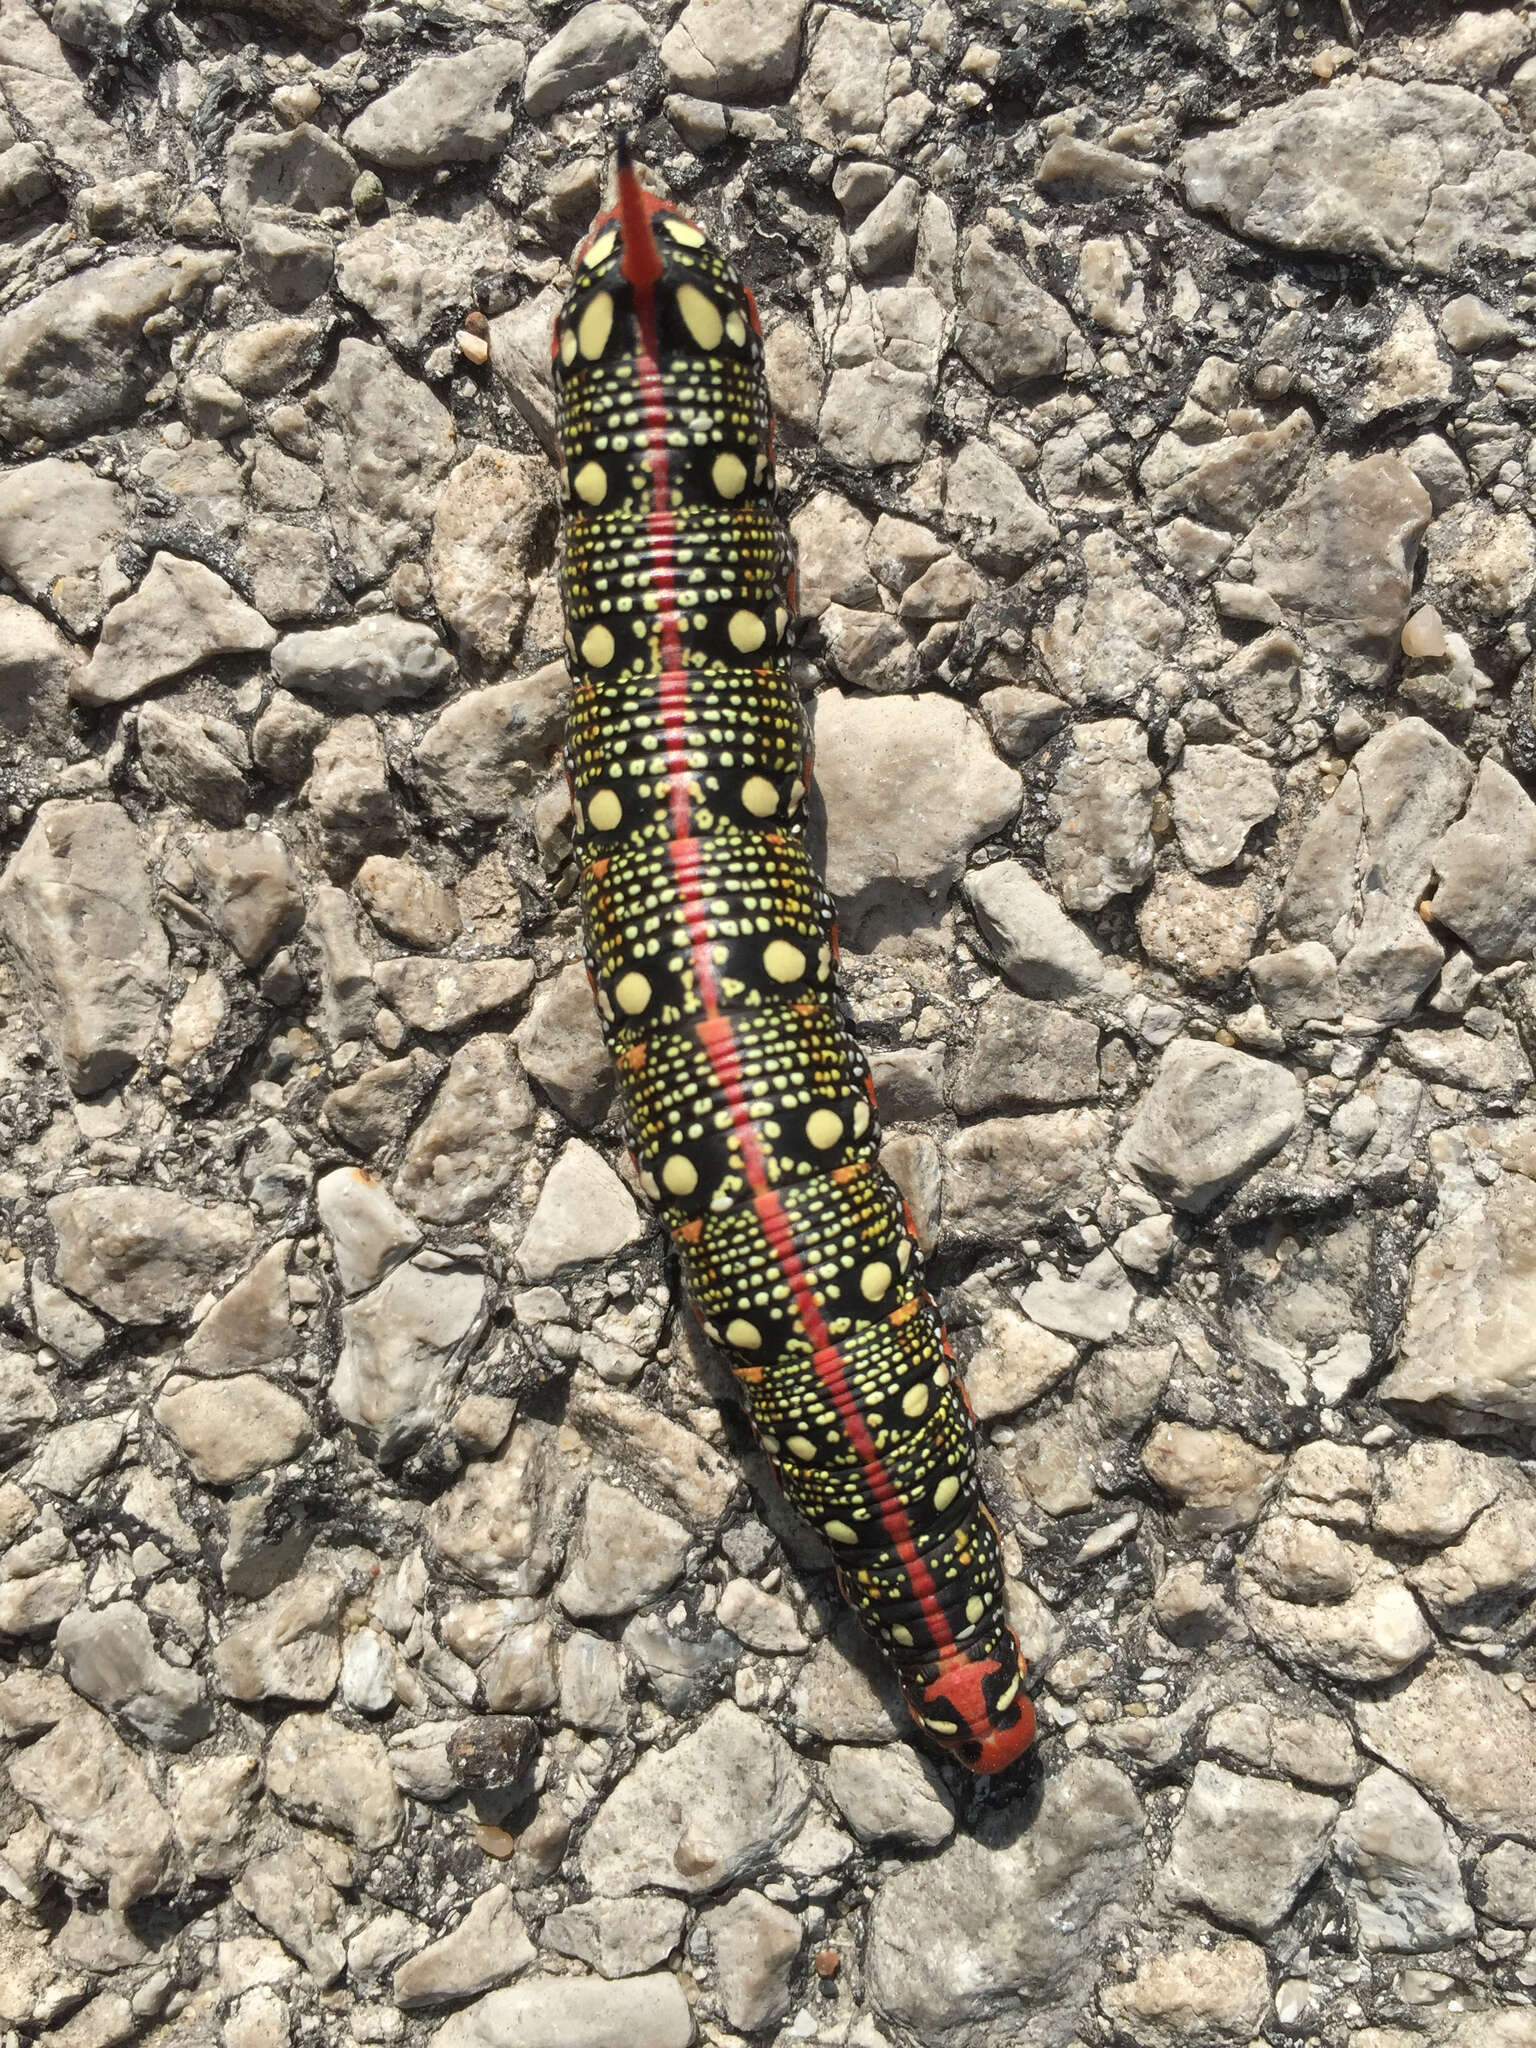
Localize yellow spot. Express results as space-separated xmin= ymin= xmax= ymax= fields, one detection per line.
xmin=852 ymin=1099 xmax=871 ymax=1137
xmin=574 ymin=460 xmax=608 ymax=506
xmin=933 ymin=1475 xmax=961 ymax=1513
xmin=788 ymin=778 xmax=806 ymax=811
xmin=639 ymin=1168 xmax=660 ymax=1200
xmin=677 ymin=282 xmax=723 ymax=350
xmin=824 ymin=1519 xmax=858 ymax=1545
xmin=725 ymin=308 xmax=747 ymax=347
xmin=578 ymin=290 xmax=614 ymax=360
xmin=902 ymin=1382 xmax=929 ymax=1419
xmin=584 ymin=228 xmax=617 ymax=267
xmin=966 ymin=1594 xmax=986 ymax=1625
xmin=996 ymin=1673 xmax=1020 ymax=1711
xmin=662 ymin=1154 xmax=698 ymax=1197
xmin=725 ymin=1316 xmax=762 ymax=1350
xmin=712 ymin=451 xmax=748 ymax=499
xmin=890 ymin=1624 xmax=914 ymax=1648
xmin=742 ymin=775 xmax=777 ymax=817
xmin=661 ymin=215 xmax=707 ymax=248
xmin=924 ymin=1714 xmax=960 ymax=1734
xmin=559 ymin=325 xmax=577 ymax=366
xmin=860 ymin=1260 xmax=892 ymax=1301
xmin=580 ymin=623 xmax=615 ymax=668
xmin=897 ymin=1238 xmax=913 ymax=1270
xmin=761 ymin=1431 xmax=780 ymax=1454
xmin=774 ymin=606 xmax=789 ymax=640
xmin=935 ymin=1362 xmax=951 ymax=1387
xmin=786 ymin=1434 xmax=817 ymax=1462
xmin=615 ymin=971 xmax=652 ymax=1016
xmin=587 ymin=788 xmax=622 ymax=832
xmin=763 ymin=940 xmax=805 ymax=984
xmin=807 ymin=1108 xmax=843 ymax=1151
xmin=728 ymin=609 xmax=767 ymax=653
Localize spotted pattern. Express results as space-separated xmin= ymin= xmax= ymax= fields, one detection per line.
xmin=552 ymin=165 xmax=1035 ymax=1775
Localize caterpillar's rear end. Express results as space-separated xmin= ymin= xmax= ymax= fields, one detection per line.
xmin=551 ymin=144 xmax=1035 ymax=1774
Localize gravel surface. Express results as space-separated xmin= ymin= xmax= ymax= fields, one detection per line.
xmin=3 ymin=1 xmax=1536 ymax=2044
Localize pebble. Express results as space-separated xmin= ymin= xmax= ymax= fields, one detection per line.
xmin=1119 ymin=1039 xmax=1303 ymax=1212
xmin=333 ymin=1257 xmax=489 ymax=1460
xmin=48 ymin=1186 xmax=254 ymax=1325
xmin=1162 ymin=1761 xmax=1338 ymax=1936
xmin=522 ymin=4 xmax=652 ymax=118
xmin=431 ymin=1973 xmax=693 ymax=2048
xmin=394 ymin=1885 xmax=536 ymax=2008
xmin=345 ymin=40 xmax=526 ymax=168
xmin=821 ymin=1742 xmax=954 ymax=1850
xmin=1333 ymin=1767 xmax=1473 ymax=1952
xmin=515 ymin=1139 xmax=646 ymax=1280
xmin=557 ymin=1478 xmax=692 ymax=1621
xmin=701 ymin=1889 xmax=801 ymax=2031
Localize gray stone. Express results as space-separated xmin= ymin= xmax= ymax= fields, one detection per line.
xmin=867 ymin=1757 xmax=1141 ymax=2040
xmin=1163 ymin=1762 xmax=1338 ymax=1936
xmin=394 ymin=1885 xmax=536 ymax=2007
xmin=815 ymin=690 xmax=1018 ymax=921
xmin=0 ymin=595 xmax=82 ymax=744
xmin=317 ymin=1167 xmax=423 ymax=1297
xmin=1020 ymin=1250 xmax=1136 ymax=1345
xmin=1045 ymin=717 xmax=1159 ymax=913
xmin=317 ymin=340 xmax=458 ymax=583
xmin=234 ymin=1845 xmax=347 ymax=1986
xmin=0 ymin=457 xmax=127 ymax=631
xmin=396 ymin=1035 xmax=537 ymax=1225
xmin=566 ymin=1377 xmax=737 ymax=1527
xmin=334 ymin=1258 xmax=489 ymax=1459
xmin=1170 ymin=745 xmax=1280 ymax=874
xmin=1248 ymin=458 xmax=1433 ymax=686
xmin=541 ymin=1896 xmax=687 ymax=1982
xmin=581 ymin=1701 xmax=811 ymax=1896
xmin=822 ymin=1743 xmax=954 ymax=1850
xmin=305 ymin=713 xmax=403 ymax=872
xmin=430 ymin=1973 xmax=693 ymax=2048
xmin=155 ymin=1372 xmax=311 ymax=1484
xmin=221 ymin=317 xmax=327 ymax=397
xmin=183 ymin=1240 xmax=295 ymax=1377
xmin=523 ymin=5 xmax=651 ymax=118
xmin=429 ymin=447 xmax=555 ymax=664
xmin=1139 ymin=868 xmax=1266 ymax=985
xmin=558 ymin=1478 xmax=691 ymax=1620
xmin=375 ymin=955 xmax=534 ymax=1034
xmin=794 ymin=8 xmax=895 ymax=151
xmin=514 ymin=963 xmax=613 ymax=1127
xmin=54 ymin=1601 xmax=210 ymax=1749
xmin=1120 ymin=1040 xmax=1303 ymax=1212
xmin=1098 ymin=1941 xmax=1271 ymax=2048
xmin=1037 ymin=531 xmax=1185 ymax=709
xmin=0 ymin=248 xmax=229 ymax=444
xmin=79 ymin=553 xmax=275 ymax=708
xmin=137 ymin=699 xmax=251 ymax=825
xmin=336 ymin=204 xmax=513 ymax=355
xmin=516 ymin=1140 xmax=646 ymax=1280
xmin=1356 ymin=1656 xmax=1536 ymax=1836
xmin=345 ymin=40 xmax=526 ymax=168
xmin=1183 ymin=79 xmax=1536 ymax=275
xmin=1430 ymin=758 xmax=1536 ymax=967
xmin=965 ymin=860 xmax=1126 ymax=1000
xmin=1142 ymin=404 xmax=1315 ymax=535
xmin=943 ymin=1108 xmax=1111 ymax=1241
xmin=957 ymin=224 xmax=1087 ymax=390
xmin=356 ymin=856 xmax=461 ymax=950
xmin=430 ymin=1422 xmax=575 ymax=1597
xmin=267 ymin=1711 xmax=403 ymax=1849
xmin=701 ymin=1890 xmax=800 ymax=2031
xmin=413 ymin=661 xmax=568 ymax=824
xmin=212 ymin=1567 xmax=347 ymax=1703
xmin=0 ymin=800 xmax=168 ymax=1094
xmin=947 ymin=991 xmax=1099 ymax=1117
xmin=943 ymin=438 xmax=1056 ymax=570
xmin=49 ymin=1185 xmax=254 ymax=1325
xmin=1334 ymin=1766 xmax=1473 ymax=1952
xmin=274 ymin=615 xmax=455 ymax=711
xmin=660 ymin=0 xmax=805 ymax=100
xmin=9 ymin=1707 xmax=175 ymax=1907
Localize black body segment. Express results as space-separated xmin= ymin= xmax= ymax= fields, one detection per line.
xmin=551 ymin=157 xmax=1036 ymax=1773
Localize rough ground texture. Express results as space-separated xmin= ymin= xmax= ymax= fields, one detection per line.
xmin=8 ymin=1 xmax=1536 ymax=2045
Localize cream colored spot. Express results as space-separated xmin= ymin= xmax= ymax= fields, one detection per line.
xmin=742 ymin=774 xmax=777 ymax=818
xmin=902 ymin=1382 xmax=929 ymax=1420
xmin=581 ymin=622 xmax=615 ymax=666
xmin=662 ymin=1154 xmax=698 ymax=1197
xmin=897 ymin=1238 xmax=913 ymax=1270
xmin=924 ymin=1714 xmax=960 ymax=1735
xmin=559 ymin=325 xmax=577 ymax=366
xmin=890 ymin=1624 xmax=914 ymax=1649
xmin=584 ymin=228 xmax=618 ymax=267
xmin=761 ymin=1431 xmax=780 ymax=1454
xmin=807 ymin=1108 xmax=843 ymax=1151
xmin=614 ymin=971 xmax=652 ymax=1015
xmin=788 ymin=778 xmax=806 ymax=811
xmin=763 ymin=939 xmax=805 ymax=984
xmin=725 ymin=308 xmax=747 ymax=348
xmin=725 ymin=1316 xmax=761 ymax=1351
xmin=824 ymin=1518 xmax=858 ymax=1545
xmin=574 ymin=460 xmax=608 ymax=506
xmin=586 ymin=787 xmax=622 ymax=832
xmin=966 ymin=1594 xmax=986 ymax=1625
xmin=996 ymin=1673 xmax=1021 ymax=1711
xmin=935 ymin=1362 xmax=952 ymax=1387
xmin=786 ymin=1434 xmax=817 ymax=1462
xmin=754 ymin=451 xmax=768 ymax=483
xmin=860 ymin=1259 xmax=892 ymax=1302
xmin=712 ymin=451 xmax=748 ymax=499
xmin=933 ymin=1475 xmax=961 ymax=1514
xmin=578 ymin=290 xmax=614 ymax=360
xmin=852 ymin=1099 xmax=871 ymax=1137
xmin=661 ymin=215 xmax=707 ymax=248
xmin=639 ymin=1168 xmax=660 ymax=1201
xmin=774 ymin=606 xmax=789 ymax=641
xmin=728 ymin=608 xmax=767 ymax=653
xmin=677 ymin=282 xmax=723 ymax=350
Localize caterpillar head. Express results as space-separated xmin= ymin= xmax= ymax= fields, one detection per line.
xmin=903 ymin=1629 xmax=1037 ymax=1775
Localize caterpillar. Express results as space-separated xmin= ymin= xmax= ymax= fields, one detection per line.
xmin=550 ymin=142 xmax=1035 ymax=1774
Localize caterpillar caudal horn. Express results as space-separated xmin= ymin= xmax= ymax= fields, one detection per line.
xmin=550 ymin=138 xmax=1036 ymax=1775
